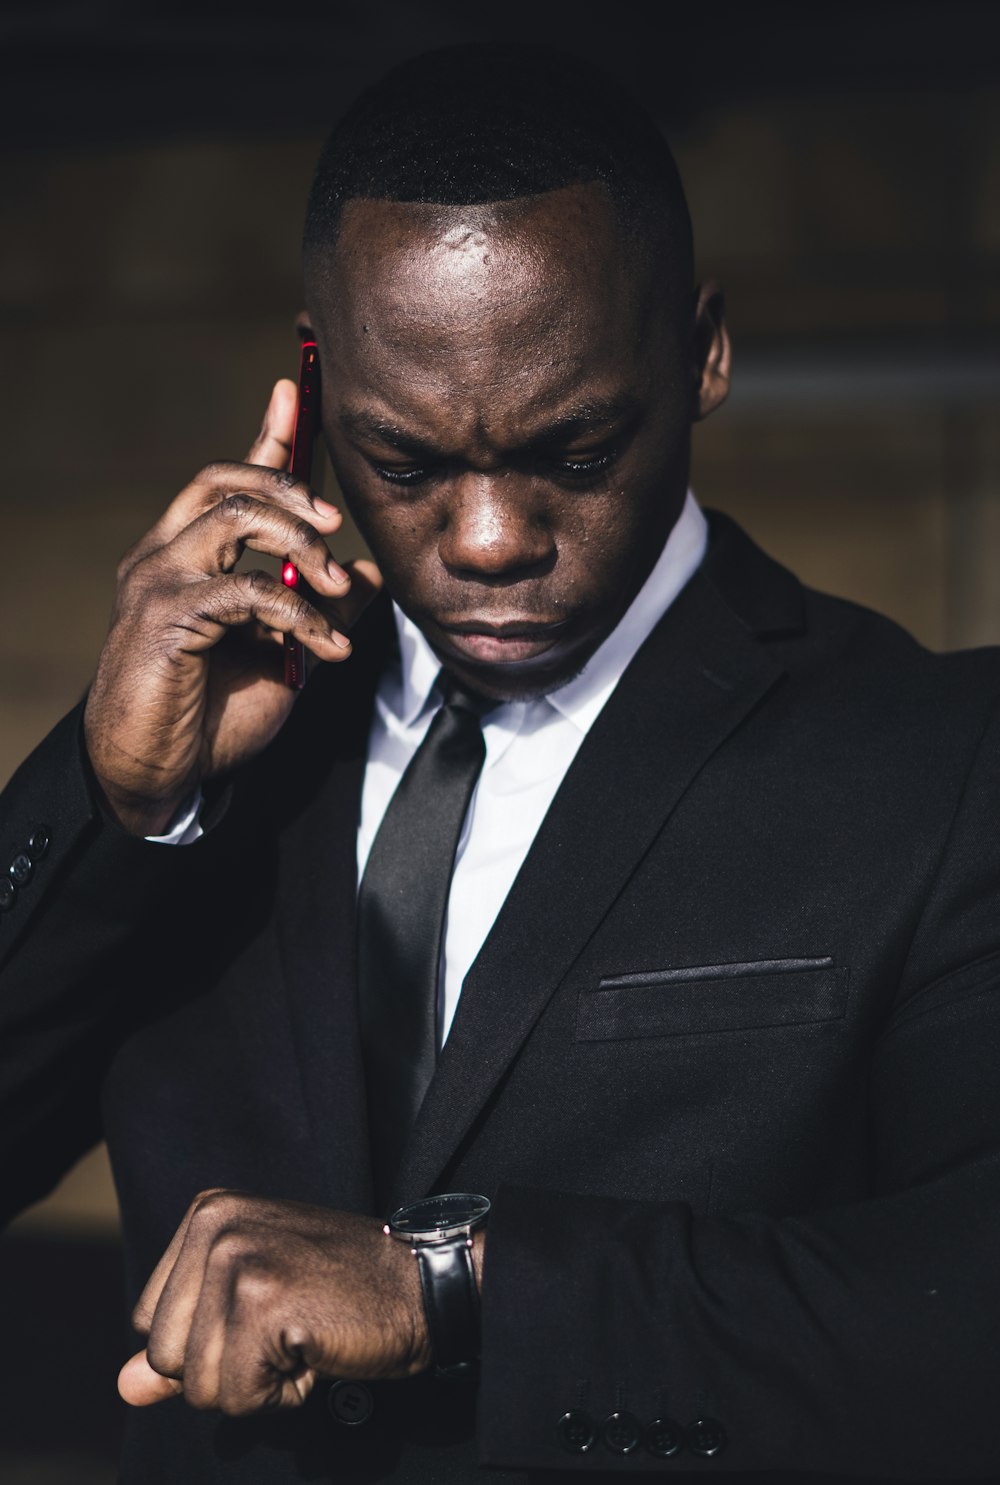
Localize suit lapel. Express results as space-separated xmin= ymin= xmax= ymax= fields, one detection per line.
xmin=391 ymin=519 xmax=801 ymax=1205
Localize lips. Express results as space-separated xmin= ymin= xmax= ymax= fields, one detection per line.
xmin=436 ymin=616 xmax=571 ymax=665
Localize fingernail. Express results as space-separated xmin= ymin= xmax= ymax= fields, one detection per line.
xmin=327 ymin=558 xmax=350 ymax=586
xmin=314 ymin=497 xmax=339 ymax=518
xmin=331 ymin=631 xmax=351 ymax=651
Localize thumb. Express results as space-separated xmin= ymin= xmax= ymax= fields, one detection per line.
xmin=118 ymin=1348 xmax=183 ymax=1407
xmin=245 ymin=378 xmax=298 ymax=469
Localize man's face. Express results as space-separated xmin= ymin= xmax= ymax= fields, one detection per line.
xmin=307 ymin=182 xmax=722 ymax=700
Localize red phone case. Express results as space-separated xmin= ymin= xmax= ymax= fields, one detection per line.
xmin=282 ymin=339 xmax=321 ymax=689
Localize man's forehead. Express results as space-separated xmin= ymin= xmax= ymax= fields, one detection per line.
xmin=305 ymin=183 xmax=675 ymax=439
xmin=309 ymin=183 xmax=635 ymax=320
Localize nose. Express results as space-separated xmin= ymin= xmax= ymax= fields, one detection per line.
xmin=438 ymin=473 xmax=554 ymax=579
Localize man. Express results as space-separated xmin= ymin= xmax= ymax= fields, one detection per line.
xmin=2 ymin=42 xmax=999 ymax=1484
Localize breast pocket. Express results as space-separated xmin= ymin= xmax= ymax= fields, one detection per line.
xmin=575 ymin=956 xmax=849 ymax=1042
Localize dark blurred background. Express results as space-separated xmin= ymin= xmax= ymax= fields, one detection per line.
xmin=1 ymin=2 xmax=998 ymax=1479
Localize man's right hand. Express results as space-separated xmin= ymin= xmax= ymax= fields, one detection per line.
xmin=83 ymin=379 xmax=381 ymax=836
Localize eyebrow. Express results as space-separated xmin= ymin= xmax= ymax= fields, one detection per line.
xmin=339 ymin=411 xmax=438 ymax=456
xmin=339 ymin=395 xmax=639 ymax=457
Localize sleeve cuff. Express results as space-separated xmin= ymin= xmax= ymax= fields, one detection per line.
xmin=144 ymin=788 xmax=205 ymax=845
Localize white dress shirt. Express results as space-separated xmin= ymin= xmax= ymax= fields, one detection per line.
xmin=358 ymin=492 xmax=707 ymax=1044
xmin=152 ymin=493 xmax=708 ymax=1044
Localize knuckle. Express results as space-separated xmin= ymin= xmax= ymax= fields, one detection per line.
xmin=290 ymin=593 xmax=317 ymax=628
xmin=114 ymin=566 xmax=141 ymax=614
xmin=240 ymin=567 xmax=276 ymax=597
xmin=188 ymin=1188 xmax=240 ymax=1233
xmin=145 ymin=1336 xmax=179 ymax=1377
xmin=116 ymin=541 xmax=142 ymax=584
xmin=230 ymin=1259 xmax=279 ymax=1311
xmin=116 ymin=546 xmax=156 ymax=599
xmin=193 ymin=1186 xmax=230 ymax=1205
xmin=292 ymin=517 xmax=321 ymax=550
xmin=194 ymin=1188 xmax=238 ymax=1218
xmin=199 ymin=459 xmax=236 ymax=485
xmin=208 ymin=1226 xmax=256 ymax=1269
xmin=217 ymin=491 xmax=254 ymax=522
xmin=184 ymin=1377 xmax=220 ymax=1411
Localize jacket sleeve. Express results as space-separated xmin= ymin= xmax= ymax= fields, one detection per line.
xmin=477 ymin=701 xmax=1000 ymax=1480
xmin=0 ymin=703 xmax=229 ymax=1225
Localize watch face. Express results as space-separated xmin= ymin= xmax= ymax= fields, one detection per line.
xmin=389 ymin=1192 xmax=491 ymax=1238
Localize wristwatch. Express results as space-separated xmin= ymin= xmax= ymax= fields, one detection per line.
xmin=385 ymin=1192 xmax=491 ymax=1375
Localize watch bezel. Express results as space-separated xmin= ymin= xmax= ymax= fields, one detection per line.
xmin=386 ymin=1192 xmax=491 ymax=1242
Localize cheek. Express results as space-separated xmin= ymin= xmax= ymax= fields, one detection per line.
xmin=562 ymin=490 xmax=649 ymax=573
xmin=336 ymin=474 xmax=440 ymax=594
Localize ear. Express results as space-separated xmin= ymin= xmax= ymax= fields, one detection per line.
xmin=691 ymin=281 xmax=731 ymax=421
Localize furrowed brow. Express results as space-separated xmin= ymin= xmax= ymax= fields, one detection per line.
xmin=339 ymin=395 xmax=639 ymax=458
xmin=525 ymin=396 xmax=639 ymax=449
xmin=339 ymin=410 xmax=437 ymax=456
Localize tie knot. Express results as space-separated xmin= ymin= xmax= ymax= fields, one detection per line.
xmin=437 ymin=671 xmax=491 ymax=719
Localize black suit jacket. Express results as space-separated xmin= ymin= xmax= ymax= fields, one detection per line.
xmin=2 ymin=513 xmax=1000 ymax=1483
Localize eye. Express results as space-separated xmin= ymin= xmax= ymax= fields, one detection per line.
xmin=371 ymin=463 xmax=434 ymax=488
xmin=549 ymin=448 xmax=618 ymax=481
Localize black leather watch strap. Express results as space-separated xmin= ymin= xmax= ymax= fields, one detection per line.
xmin=414 ymin=1235 xmax=480 ymax=1373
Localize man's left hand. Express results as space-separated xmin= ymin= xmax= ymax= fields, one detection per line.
xmin=117 ymin=1190 xmax=433 ymax=1414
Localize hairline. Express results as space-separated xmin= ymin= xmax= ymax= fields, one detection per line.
xmin=302 ymin=181 xmax=685 ymax=308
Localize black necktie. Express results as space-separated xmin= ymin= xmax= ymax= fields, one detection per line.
xmin=357 ymin=672 xmax=488 ymax=1210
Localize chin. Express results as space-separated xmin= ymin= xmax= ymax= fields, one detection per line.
xmin=432 ymin=643 xmax=589 ymax=704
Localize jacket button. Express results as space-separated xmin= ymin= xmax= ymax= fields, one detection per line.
xmin=0 ymin=878 xmax=15 ymax=912
xmin=9 ymin=852 xmax=32 ymax=887
xmin=602 ymin=1411 xmax=641 ymax=1454
xmin=556 ymin=1410 xmax=596 ymax=1453
xmin=686 ymin=1417 xmax=727 ymax=1457
xmin=27 ymin=826 xmax=51 ymax=861
xmin=646 ymin=1416 xmax=684 ymax=1458
xmin=327 ymin=1380 xmax=374 ymax=1425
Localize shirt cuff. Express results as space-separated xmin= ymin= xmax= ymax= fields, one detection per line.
xmin=144 ymin=789 xmax=204 ymax=846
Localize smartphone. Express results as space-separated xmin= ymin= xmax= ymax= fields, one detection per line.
xmin=282 ymin=338 xmax=322 ymax=689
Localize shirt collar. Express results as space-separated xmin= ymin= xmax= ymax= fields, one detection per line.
xmin=391 ymin=490 xmax=707 ymax=732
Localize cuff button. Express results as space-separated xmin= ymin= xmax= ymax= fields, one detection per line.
xmin=686 ymin=1417 xmax=727 ymax=1457
xmin=0 ymin=878 xmax=15 ymax=912
xmin=27 ymin=826 xmax=51 ymax=861
xmin=327 ymin=1380 xmax=374 ymax=1425
xmin=9 ymin=852 xmax=33 ymax=887
xmin=556 ymin=1410 xmax=596 ymax=1453
xmin=646 ymin=1416 xmax=684 ymax=1458
xmin=602 ymin=1411 xmax=641 ymax=1455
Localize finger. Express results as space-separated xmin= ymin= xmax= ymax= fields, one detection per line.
xmin=245 ymin=378 xmax=297 ymax=469
xmin=215 ymin=1279 xmax=317 ymax=1417
xmin=122 ymin=463 xmax=342 ymax=578
xmin=180 ymin=1223 xmax=307 ymax=1415
xmin=157 ymin=491 xmax=351 ymax=600
xmin=280 ymin=557 xmax=384 ymax=636
xmin=171 ymin=1247 xmax=230 ymax=1411
xmin=221 ymin=1353 xmax=317 ymax=1416
xmin=162 ymin=569 xmax=352 ymax=658
xmin=118 ymin=1350 xmax=183 ymax=1407
xmin=142 ymin=1199 xmax=253 ymax=1390
xmin=287 ymin=558 xmax=384 ymax=680
xmin=132 ymin=1188 xmax=231 ymax=1335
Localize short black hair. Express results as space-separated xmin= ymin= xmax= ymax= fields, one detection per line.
xmin=302 ymin=43 xmax=693 ymax=291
